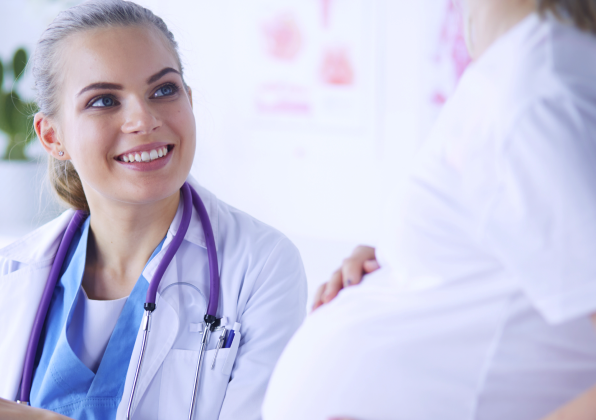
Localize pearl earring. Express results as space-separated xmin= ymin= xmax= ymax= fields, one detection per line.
xmin=58 ymin=151 xmax=64 ymax=157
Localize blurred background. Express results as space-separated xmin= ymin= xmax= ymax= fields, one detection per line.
xmin=0 ymin=0 xmax=469 ymax=307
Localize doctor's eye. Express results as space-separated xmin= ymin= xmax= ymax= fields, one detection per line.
xmin=88 ymin=96 xmax=118 ymax=108
xmin=152 ymin=83 xmax=180 ymax=98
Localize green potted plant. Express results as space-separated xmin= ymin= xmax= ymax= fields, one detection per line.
xmin=0 ymin=47 xmax=60 ymax=238
xmin=0 ymin=48 xmax=36 ymax=160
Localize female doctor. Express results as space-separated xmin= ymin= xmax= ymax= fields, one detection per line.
xmin=264 ymin=0 xmax=596 ymax=419
xmin=0 ymin=1 xmax=306 ymax=419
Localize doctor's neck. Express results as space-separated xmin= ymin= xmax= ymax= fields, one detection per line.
xmin=463 ymin=0 xmax=536 ymax=60
xmin=82 ymin=190 xmax=180 ymax=301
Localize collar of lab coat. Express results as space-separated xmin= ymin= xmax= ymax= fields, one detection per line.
xmin=166 ymin=175 xmax=219 ymax=252
xmin=140 ymin=175 xmax=219 ymax=282
xmin=0 ymin=176 xmax=218 ymax=401
xmin=0 ymin=175 xmax=218 ymax=268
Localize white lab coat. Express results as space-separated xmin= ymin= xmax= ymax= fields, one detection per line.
xmin=0 ymin=177 xmax=307 ymax=420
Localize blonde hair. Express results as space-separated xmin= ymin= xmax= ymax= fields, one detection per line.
xmin=538 ymin=0 xmax=596 ymax=33
xmin=31 ymin=0 xmax=184 ymax=211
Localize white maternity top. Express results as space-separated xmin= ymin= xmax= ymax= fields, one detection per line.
xmin=263 ymin=12 xmax=596 ymax=420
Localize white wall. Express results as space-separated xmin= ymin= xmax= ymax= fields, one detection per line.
xmin=0 ymin=0 xmax=466 ymax=306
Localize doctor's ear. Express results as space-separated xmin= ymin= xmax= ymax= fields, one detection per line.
xmin=187 ymin=86 xmax=193 ymax=108
xmin=34 ymin=113 xmax=70 ymax=160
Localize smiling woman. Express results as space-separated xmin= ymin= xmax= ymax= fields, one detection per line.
xmin=0 ymin=1 xmax=307 ymax=420
xmin=35 ymin=19 xmax=195 ymax=213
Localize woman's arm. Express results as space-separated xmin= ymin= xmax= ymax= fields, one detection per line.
xmin=541 ymin=385 xmax=596 ymax=420
xmin=0 ymin=398 xmax=72 ymax=420
xmin=541 ymin=315 xmax=596 ymax=420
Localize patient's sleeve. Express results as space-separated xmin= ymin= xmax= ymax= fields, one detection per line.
xmin=483 ymin=97 xmax=596 ymax=324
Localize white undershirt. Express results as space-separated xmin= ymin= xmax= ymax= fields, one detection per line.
xmin=66 ymin=287 xmax=128 ymax=373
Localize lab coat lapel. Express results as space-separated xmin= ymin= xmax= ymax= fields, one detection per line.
xmin=0 ymin=263 xmax=52 ymax=399
xmin=0 ymin=210 xmax=74 ymax=400
xmin=117 ymin=254 xmax=180 ymax=419
xmin=170 ymin=176 xmax=220 ymax=252
xmin=117 ymin=178 xmax=219 ymax=418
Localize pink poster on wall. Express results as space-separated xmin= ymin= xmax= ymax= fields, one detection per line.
xmin=429 ymin=0 xmax=471 ymax=107
xmin=417 ymin=0 xmax=471 ymax=136
xmin=233 ymin=0 xmax=376 ymax=130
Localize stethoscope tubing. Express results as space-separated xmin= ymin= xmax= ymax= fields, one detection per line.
xmin=144 ymin=182 xmax=193 ymax=307
xmin=19 ymin=210 xmax=88 ymax=404
xmin=19 ymin=182 xmax=221 ymax=414
xmin=189 ymin=184 xmax=219 ymax=319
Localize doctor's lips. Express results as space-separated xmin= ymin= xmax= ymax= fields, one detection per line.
xmin=115 ymin=143 xmax=173 ymax=163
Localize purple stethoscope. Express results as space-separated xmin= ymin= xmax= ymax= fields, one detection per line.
xmin=17 ymin=182 xmax=221 ymax=420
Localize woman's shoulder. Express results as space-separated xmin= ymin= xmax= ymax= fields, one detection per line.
xmin=0 ymin=210 xmax=74 ymax=272
xmin=503 ymin=16 xmax=596 ymax=124
xmin=215 ymin=196 xmax=298 ymax=257
xmin=186 ymin=179 xmax=300 ymax=261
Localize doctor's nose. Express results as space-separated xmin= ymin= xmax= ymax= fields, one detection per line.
xmin=121 ymin=98 xmax=162 ymax=135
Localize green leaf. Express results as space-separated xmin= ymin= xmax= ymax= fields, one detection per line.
xmin=2 ymin=93 xmax=17 ymax=135
xmin=2 ymin=92 xmax=31 ymax=135
xmin=2 ymin=93 xmax=35 ymax=160
xmin=0 ymin=93 xmax=6 ymax=134
xmin=0 ymin=59 xmax=4 ymax=90
xmin=5 ymin=134 xmax=28 ymax=160
xmin=12 ymin=48 xmax=27 ymax=82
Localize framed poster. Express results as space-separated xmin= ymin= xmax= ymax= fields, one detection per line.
xmin=420 ymin=0 xmax=471 ymax=130
xmin=232 ymin=0 xmax=377 ymax=131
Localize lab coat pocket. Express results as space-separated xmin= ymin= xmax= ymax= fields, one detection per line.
xmin=158 ymin=348 xmax=233 ymax=420
xmin=220 ymin=331 xmax=241 ymax=376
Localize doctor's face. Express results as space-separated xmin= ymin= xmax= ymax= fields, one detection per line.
xmin=49 ymin=25 xmax=195 ymax=208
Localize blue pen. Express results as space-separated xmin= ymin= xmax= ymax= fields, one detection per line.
xmin=224 ymin=322 xmax=240 ymax=348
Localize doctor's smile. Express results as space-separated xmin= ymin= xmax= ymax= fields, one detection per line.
xmin=115 ymin=144 xmax=174 ymax=172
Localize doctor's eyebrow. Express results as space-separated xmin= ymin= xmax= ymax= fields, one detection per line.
xmin=76 ymin=68 xmax=181 ymax=97
xmin=77 ymin=82 xmax=123 ymax=97
xmin=146 ymin=67 xmax=181 ymax=85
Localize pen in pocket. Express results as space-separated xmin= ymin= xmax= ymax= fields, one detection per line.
xmin=224 ymin=322 xmax=240 ymax=348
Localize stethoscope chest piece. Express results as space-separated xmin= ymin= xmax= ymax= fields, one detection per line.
xmin=161 ymin=282 xmax=209 ymax=350
xmin=15 ymin=182 xmax=221 ymax=420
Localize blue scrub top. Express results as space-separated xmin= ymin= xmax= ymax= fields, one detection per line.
xmin=30 ymin=217 xmax=164 ymax=419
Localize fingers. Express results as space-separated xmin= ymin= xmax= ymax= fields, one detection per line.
xmin=352 ymin=245 xmax=376 ymax=261
xmin=340 ymin=245 xmax=377 ymax=287
xmin=311 ymin=283 xmax=326 ymax=311
xmin=340 ymin=257 xmax=364 ymax=287
xmin=322 ymin=269 xmax=344 ymax=304
xmin=311 ymin=269 xmax=344 ymax=312
xmin=311 ymin=246 xmax=379 ymax=311
xmin=363 ymin=259 xmax=380 ymax=273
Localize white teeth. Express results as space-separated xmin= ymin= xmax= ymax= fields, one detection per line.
xmin=120 ymin=147 xmax=170 ymax=163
